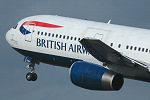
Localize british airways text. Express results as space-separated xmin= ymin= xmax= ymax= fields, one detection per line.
xmin=37 ymin=38 xmax=89 ymax=55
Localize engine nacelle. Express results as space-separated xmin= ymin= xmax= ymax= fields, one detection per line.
xmin=69 ymin=61 xmax=124 ymax=91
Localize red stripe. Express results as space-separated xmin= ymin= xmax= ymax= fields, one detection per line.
xmin=21 ymin=21 xmax=63 ymax=28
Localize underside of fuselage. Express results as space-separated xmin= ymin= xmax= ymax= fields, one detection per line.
xmin=13 ymin=47 xmax=81 ymax=68
xmin=13 ymin=47 xmax=150 ymax=83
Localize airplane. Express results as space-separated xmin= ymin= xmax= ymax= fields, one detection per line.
xmin=6 ymin=15 xmax=150 ymax=91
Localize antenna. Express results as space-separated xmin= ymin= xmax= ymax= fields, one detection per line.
xmin=108 ymin=20 xmax=111 ymax=24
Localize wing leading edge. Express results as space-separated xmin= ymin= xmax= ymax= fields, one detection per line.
xmin=80 ymin=38 xmax=150 ymax=71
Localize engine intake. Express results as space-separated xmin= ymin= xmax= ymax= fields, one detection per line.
xmin=69 ymin=61 xmax=124 ymax=91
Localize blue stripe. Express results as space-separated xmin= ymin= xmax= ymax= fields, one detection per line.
xmin=13 ymin=47 xmax=81 ymax=68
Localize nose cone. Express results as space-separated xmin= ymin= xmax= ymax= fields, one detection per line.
xmin=6 ymin=29 xmax=13 ymax=46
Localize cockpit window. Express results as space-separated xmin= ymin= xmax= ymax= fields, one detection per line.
xmin=13 ymin=24 xmax=18 ymax=29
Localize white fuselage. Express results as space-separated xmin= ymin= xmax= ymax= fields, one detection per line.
xmin=6 ymin=15 xmax=150 ymax=81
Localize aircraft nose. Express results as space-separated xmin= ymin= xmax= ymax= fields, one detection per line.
xmin=6 ymin=29 xmax=13 ymax=46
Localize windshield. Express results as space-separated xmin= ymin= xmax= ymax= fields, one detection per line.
xmin=13 ymin=24 xmax=18 ymax=29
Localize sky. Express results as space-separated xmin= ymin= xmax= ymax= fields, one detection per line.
xmin=0 ymin=0 xmax=150 ymax=100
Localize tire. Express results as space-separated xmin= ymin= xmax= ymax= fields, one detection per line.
xmin=26 ymin=72 xmax=33 ymax=81
xmin=32 ymin=73 xmax=37 ymax=81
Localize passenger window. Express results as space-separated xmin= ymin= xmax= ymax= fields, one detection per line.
xmin=41 ymin=32 xmax=43 ymax=35
xmin=71 ymin=37 xmax=73 ymax=40
xmin=37 ymin=31 xmax=40 ymax=35
xmin=45 ymin=32 xmax=47 ymax=36
xmin=142 ymin=48 xmax=144 ymax=52
xmin=63 ymin=35 xmax=65 ymax=39
xmin=78 ymin=38 xmax=81 ymax=41
xmin=56 ymin=34 xmax=58 ymax=38
xmin=48 ymin=33 xmax=51 ymax=36
xmin=110 ymin=43 xmax=113 ymax=47
xmin=59 ymin=35 xmax=62 ymax=38
xmin=52 ymin=34 xmax=54 ymax=37
xmin=146 ymin=49 xmax=148 ymax=52
xmin=130 ymin=46 xmax=133 ymax=50
xmin=74 ymin=37 xmax=77 ymax=41
xmin=138 ymin=47 xmax=141 ymax=51
xmin=118 ymin=44 xmax=121 ymax=48
xmin=67 ymin=36 xmax=69 ymax=39
xmin=126 ymin=45 xmax=129 ymax=49
xmin=134 ymin=47 xmax=137 ymax=50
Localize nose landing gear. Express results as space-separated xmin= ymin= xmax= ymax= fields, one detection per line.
xmin=26 ymin=63 xmax=37 ymax=81
xmin=24 ymin=57 xmax=39 ymax=81
xmin=26 ymin=72 xmax=37 ymax=81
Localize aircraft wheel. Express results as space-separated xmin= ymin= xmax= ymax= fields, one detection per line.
xmin=26 ymin=72 xmax=37 ymax=81
xmin=26 ymin=72 xmax=33 ymax=81
xmin=32 ymin=73 xmax=37 ymax=81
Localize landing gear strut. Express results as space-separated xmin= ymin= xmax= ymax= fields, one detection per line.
xmin=26 ymin=61 xmax=38 ymax=81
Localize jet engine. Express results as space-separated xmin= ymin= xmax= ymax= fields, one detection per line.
xmin=69 ymin=61 xmax=124 ymax=91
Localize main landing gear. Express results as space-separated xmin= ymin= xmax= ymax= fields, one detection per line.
xmin=24 ymin=57 xmax=39 ymax=81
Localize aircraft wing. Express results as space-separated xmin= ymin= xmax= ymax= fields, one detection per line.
xmin=80 ymin=38 xmax=150 ymax=71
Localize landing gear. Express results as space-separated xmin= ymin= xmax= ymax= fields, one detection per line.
xmin=25 ymin=58 xmax=39 ymax=81
xmin=26 ymin=72 xmax=37 ymax=81
xmin=24 ymin=57 xmax=40 ymax=81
